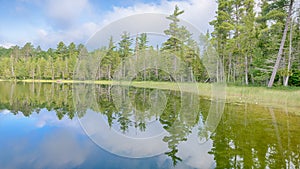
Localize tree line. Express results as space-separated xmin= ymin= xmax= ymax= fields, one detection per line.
xmin=0 ymin=1 xmax=299 ymax=86
xmin=0 ymin=6 xmax=206 ymax=82
xmin=210 ymin=0 xmax=300 ymax=86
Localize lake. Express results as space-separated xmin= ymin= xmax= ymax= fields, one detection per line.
xmin=0 ymin=82 xmax=299 ymax=169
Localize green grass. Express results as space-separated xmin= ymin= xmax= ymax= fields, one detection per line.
xmin=224 ymin=85 xmax=300 ymax=113
xmin=130 ymin=81 xmax=300 ymax=113
xmin=1 ymin=79 xmax=299 ymax=113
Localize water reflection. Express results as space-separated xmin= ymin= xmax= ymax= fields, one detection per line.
xmin=0 ymin=109 xmax=176 ymax=169
xmin=0 ymin=82 xmax=299 ymax=169
xmin=74 ymin=83 xmax=210 ymax=166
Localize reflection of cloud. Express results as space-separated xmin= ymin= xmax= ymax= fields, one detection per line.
xmin=177 ymin=127 xmax=215 ymax=169
xmin=0 ymin=108 xmax=179 ymax=168
xmin=80 ymin=109 xmax=215 ymax=168
xmin=80 ymin=110 xmax=169 ymax=158
xmin=33 ymin=109 xmax=81 ymax=129
xmin=1 ymin=129 xmax=92 ymax=169
xmin=33 ymin=129 xmax=91 ymax=169
xmin=35 ymin=120 xmax=46 ymax=128
xmin=0 ymin=109 xmax=11 ymax=115
xmin=0 ymin=110 xmax=92 ymax=169
xmin=153 ymin=127 xmax=215 ymax=169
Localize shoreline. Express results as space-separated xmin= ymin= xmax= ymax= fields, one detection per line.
xmin=1 ymin=79 xmax=299 ymax=113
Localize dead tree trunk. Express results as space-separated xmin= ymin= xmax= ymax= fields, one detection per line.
xmin=245 ymin=55 xmax=249 ymax=85
xmin=268 ymin=0 xmax=294 ymax=87
xmin=284 ymin=19 xmax=294 ymax=86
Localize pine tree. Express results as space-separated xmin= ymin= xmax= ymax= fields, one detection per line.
xmin=210 ymin=0 xmax=234 ymax=82
xmin=118 ymin=32 xmax=133 ymax=78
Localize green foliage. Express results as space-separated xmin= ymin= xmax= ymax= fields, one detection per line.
xmin=0 ymin=3 xmax=298 ymax=86
xmin=118 ymin=32 xmax=133 ymax=59
xmin=210 ymin=0 xmax=299 ymax=86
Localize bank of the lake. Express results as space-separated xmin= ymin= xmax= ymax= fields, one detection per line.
xmin=131 ymin=81 xmax=300 ymax=114
xmin=1 ymin=79 xmax=299 ymax=113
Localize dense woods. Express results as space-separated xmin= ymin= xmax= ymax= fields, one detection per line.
xmin=0 ymin=0 xmax=299 ymax=86
xmin=210 ymin=0 xmax=300 ymax=86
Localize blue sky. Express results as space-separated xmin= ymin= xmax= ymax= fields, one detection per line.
xmin=0 ymin=0 xmax=216 ymax=49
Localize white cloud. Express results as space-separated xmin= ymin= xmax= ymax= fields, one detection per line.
xmin=37 ymin=29 xmax=48 ymax=37
xmin=102 ymin=0 xmax=217 ymax=33
xmin=82 ymin=0 xmax=216 ymax=50
xmin=44 ymin=0 xmax=92 ymax=29
xmin=31 ymin=0 xmax=217 ymax=49
xmin=34 ymin=22 xmax=99 ymax=48
xmin=0 ymin=42 xmax=15 ymax=49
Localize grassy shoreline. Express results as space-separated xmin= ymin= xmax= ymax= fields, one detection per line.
xmin=1 ymin=79 xmax=299 ymax=113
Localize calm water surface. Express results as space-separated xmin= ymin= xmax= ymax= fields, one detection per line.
xmin=0 ymin=82 xmax=299 ymax=169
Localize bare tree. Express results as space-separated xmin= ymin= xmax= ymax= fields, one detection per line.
xmin=284 ymin=19 xmax=294 ymax=86
xmin=268 ymin=0 xmax=294 ymax=87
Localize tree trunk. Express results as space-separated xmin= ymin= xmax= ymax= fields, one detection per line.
xmin=216 ymin=59 xmax=219 ymax=82
xmin=122 ymin=59 xmax=125 ymax=79
xmin=250 ymin=56 xmax=255 ymax=84
xmin=155 ymin=61 xmax=158 ymax=80
xmin=173 ymin=56 xmax=177 ymax=76
xmin=155 ymin=51 xmax=158 ymax=80
xmin=268 ymin=0 xmax=294 ymax=87
xmin=228 ymin=54 xmax=232 ymax=82
xmin=233 ymin=62 xmax=236 ymax=83
xmin=10 ymin=54 xmax=15 ymax=79
xmin=65 ymin=58 xmax=68 ymax=79
xmin=32 ymin=68 xmax=35 ymax=80
xmin=190 ymin=67 xmax=193 ymax=82
xmin=245 ymin=55 xmax=248 ymax=85
xmin=51 ymin=59 xmax=54 ymax=80
xmin=38 ymin=65 xmax=41 ymax=80
xmin=284 ymin=19 xmax=293 ymax=86
xmin=143 ymin=57 xmax=146 ymax=80
xmin=108 ymin=64 xmax=111 ymax=80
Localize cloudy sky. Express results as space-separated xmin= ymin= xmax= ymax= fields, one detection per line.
xmin=0 ymin=0 xmax=217 ymax=49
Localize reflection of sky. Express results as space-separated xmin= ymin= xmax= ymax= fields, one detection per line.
xmin=0 ymin=108 xmax=214 ymax=169
xmin=81 ymin=110 xmax=215 ymax=168
xmin=0 ymin=109 xmax=175 ymax=169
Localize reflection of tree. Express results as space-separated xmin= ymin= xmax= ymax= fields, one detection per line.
xmin=108 ymin=86 xmax=168 ymax=133
xmin=74 ymin=83 xmax=98 ymax=117
xmin=209 ymin=104 xmax=300 ymax=169
xmin=0 ymin=82 xmax=75 ymax=119
xmin=95 ymin=85 xmax=116 ymax=127
xmin=130 ymin=88 xmax=153 ymax=132
xmin=96 ymin=85 xmax=202 ymax=166
xmin=160 ymin=91 xmax=200 ymax=166
xmin=1 ymin=82 xmax=299 ymax=168
xmin=0 ymin=82 xmax=203 ymax=166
